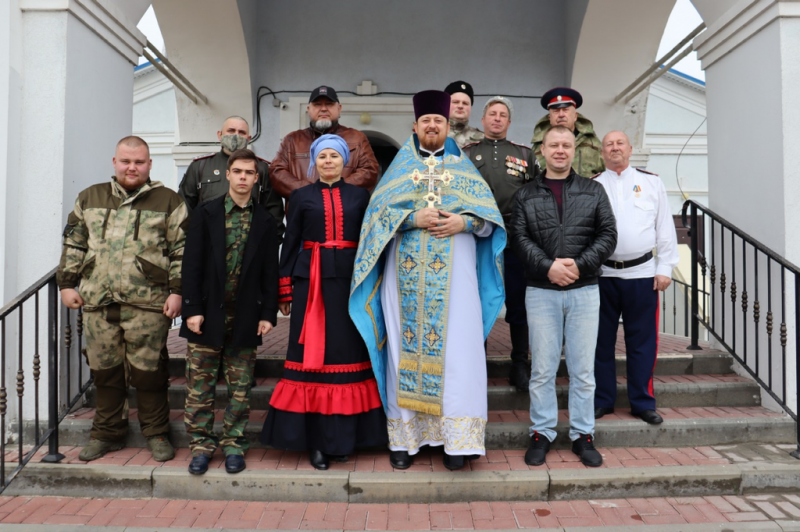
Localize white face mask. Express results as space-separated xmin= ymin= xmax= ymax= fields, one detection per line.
xmin=220 ymin=134 xmax=248 ymax=152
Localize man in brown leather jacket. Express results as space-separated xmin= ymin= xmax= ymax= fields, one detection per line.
xmin=270 ymin=86 xmax=379 ymax=199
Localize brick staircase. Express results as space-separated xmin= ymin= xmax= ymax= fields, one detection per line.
xmin=4 ymin=319 xmax=800 ymax=529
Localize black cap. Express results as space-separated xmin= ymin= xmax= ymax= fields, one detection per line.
xmin=444 ymin=81 xmax=474 ymax=104
xmin=540 ymin=87 xmax=583 ymax=110
xmin=309 ymin=86 xmax=339 ymax=103
xmin=413 ymin=90 xmax=451 ymax=120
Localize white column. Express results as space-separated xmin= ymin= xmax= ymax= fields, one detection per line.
xmin=695 ymin=0 xmax=800 ymax=415
xmin=5 ymin=0 xmax=146 ymax=425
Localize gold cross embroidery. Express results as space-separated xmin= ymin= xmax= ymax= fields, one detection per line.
xmin=409 ymin=155 xmax=453 ymax=208
xmin=424 ymin=326 xmax=441 ymax=346
xmin=400 ymin=255 xmax=418 ymax=274
xmin=428 ymin=255 xmax=447 ymax=274
xmin=403 ymin=326 xmax=416 ymax=345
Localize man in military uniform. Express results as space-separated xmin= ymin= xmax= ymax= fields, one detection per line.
xmin=180 ymin=149 xmax=279 ymax=475
xmin=178 ymin=116 xmax=284 ymax=241
xmin=57 ymin=136 xmax=187 ymax=462
xmin=270 ymin=86 xmax=378 ymax=199
xmin=463 ymin=96 xmax=537 ymax=392
xmin=445 ymin=80 xmax=484 ymax=148
xmin=531 ymin=87 xmax=604 ymax=177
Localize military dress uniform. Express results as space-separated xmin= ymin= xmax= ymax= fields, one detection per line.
xmin=449 ymin=120 xmax=484 ymax=148
xmin=57 ymin=177 xmax=188 ymax=452
xmin=463 ymin=138 xmax=537 ymax=390
xmin=178 ymin=149 xmax=285 ymax=241
xmin=592 ymin=167 xmax=679 ymax=420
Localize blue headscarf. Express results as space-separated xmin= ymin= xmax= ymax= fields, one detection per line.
xmin=308 ymin=134 xmax=350 ymax=177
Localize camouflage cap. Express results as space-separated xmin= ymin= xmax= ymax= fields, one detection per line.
xmin=483 ymin=96 xmax=513 ymax=118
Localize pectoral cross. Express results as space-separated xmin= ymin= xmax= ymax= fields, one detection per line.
xmin=409 ymin=155 xmax=453 ymax=208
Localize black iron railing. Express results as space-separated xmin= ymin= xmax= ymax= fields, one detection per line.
xmin=683 ymin=200 xmax=800 ymax=458
xmin=659 ymin=278 xmax=709 ymax=339
xmin=0 ymin=268 xmax=91 ymax=493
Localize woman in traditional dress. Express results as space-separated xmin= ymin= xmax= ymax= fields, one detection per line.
xmin=260 ymin=134 xmax=387 ymax=470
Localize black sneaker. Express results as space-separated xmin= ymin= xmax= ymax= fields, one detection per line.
xmin=524 ymin=432 xmax=551 ymax=466
xmin=572 ymin=434 xmax=603 ymax=467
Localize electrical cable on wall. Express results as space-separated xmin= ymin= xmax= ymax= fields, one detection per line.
xmin=674 ymin=116 xmax=706 ymax=212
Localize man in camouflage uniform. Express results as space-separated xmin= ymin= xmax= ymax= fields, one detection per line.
xmin=57 ymin=136 xmax=187 ymax=462
xmin=178 ymin=116 xmax=284 ymax=242
xmin=463 ymin=96 xmax=538 ymax=393
xmin=180 ymin=149 xmax=279 ymax=475
xmin=531 ymin=87 xmax=604 ymax=178
xmin=445 ymin=80 xmax=484 ymax=148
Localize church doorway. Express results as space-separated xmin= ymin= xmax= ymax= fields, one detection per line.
xmin=363 ymin=131 xmax=400 ymax=183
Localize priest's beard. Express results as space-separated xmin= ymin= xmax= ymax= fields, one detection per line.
xmin=419 ymin=132 xmax=445 ymax=153
xmin=311 ymin=119 xmax=337 ymax=132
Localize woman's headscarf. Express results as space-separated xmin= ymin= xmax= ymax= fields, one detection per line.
xmin=308 ymin=134 xmax=350 ymax=177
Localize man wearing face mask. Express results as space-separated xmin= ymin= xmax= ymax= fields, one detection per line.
xmin=270 ymin=86 xmax=379 ymax=199
xmin=179 ymin=116 xmax=285 ymax=241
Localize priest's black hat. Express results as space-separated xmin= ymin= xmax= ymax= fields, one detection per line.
xmin=444 ymin=80 xmax=474 ymax=104
xmin=413 ymin=90 xmax=451 ymax=120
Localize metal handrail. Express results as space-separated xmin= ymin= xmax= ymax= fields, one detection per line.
xmin=682 ymin=199 xmax=800 ymax=458
xmin=0 ymin=270 xmax=92 ymax=493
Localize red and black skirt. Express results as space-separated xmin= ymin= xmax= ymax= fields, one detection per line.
xmin=260 ymin=276 xmax=388 ymax=454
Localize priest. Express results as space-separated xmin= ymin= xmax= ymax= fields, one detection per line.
xmin=349 ymin=90 xmax=506 ymax=471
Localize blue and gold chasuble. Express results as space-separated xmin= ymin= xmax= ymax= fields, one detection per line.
xmin=349 ymin=136 xmax=506 ymax=416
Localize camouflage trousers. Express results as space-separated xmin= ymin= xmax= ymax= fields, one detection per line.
xmin=83 ymin=304 xmax=171 ymax=442
xmin=184 ymin=327 xmax=256 ymax=457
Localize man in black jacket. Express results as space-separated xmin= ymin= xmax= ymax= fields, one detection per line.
xmin=510 ymin=126 xmax=617 ymax=468
xmin=180 ymin=149 xmax=279 ymax=476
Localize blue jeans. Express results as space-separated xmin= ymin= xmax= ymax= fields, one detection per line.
xmin=525 ymin=285 xmax=599 ymax=442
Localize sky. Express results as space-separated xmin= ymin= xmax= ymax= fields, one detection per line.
xmin=137 ymin=0 xmax=706 ymax=81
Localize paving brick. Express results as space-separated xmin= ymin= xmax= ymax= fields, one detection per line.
xmin=726 ymin=511 xmax=770 ymax=522
xmin=753 ymin=501 xmax=788 ymax=519
xmin=705 ymin=495 xmax=739 ymax=513
xmin=641 ymin=514 xmax=688 ymax=524
xmin=473 ymin=517 xmax=518 ymax=529
xmin=559 ymin=516 xmax=604 ymax=527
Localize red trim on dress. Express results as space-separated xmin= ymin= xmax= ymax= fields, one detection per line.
xmin=283 ymin=360 xmax=372 ymax=373
xmin=322 ymin=189 xmax=335 ymax=241
xmin=279 ymin=276 xmax=293 ymax=302
xmin=269 ymin=378 xmax=383 ymax=415
xmin=332 ymin=187 xmax=344 ymax=241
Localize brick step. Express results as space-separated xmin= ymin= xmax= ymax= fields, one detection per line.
xmin=3 ymin=492 xmax=800 ymax=529
xmin=5 ymin=442 xmax=800 ymax=506
xmin=166 ymin=351 xmax=735 ymax=379
xmin=83 ymin=373 xmax=761 ymax=412
xmin=33 ymin=406 xmax=795 ymax=451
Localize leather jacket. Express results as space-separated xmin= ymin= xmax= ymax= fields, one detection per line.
xmin=509 ymin=170 xmax=617 ymax=290
xmin=270 ymin=123 xmax=379 ymax=199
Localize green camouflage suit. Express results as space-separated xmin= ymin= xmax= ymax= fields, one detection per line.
xmin=184 ymin=195 xmax=257 ymax=457
xmin=448 ymin=119 xmax=484 ymax=148
xmin=531 ymin=113 xmax=605 ymax=177
xmin=56 ymin=178 xmax=188 ymax=442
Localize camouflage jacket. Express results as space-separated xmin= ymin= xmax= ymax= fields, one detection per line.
xmin=57 ymin=178 xmax=189 ymax=312
xmin=448 ymin=119 xmax=484 ymax=148
xmin=531 ymin=113 xmax=605 ymax=177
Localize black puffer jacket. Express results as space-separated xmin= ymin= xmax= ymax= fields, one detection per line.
xmin=509 ymin=171 xmax=617 ymax=290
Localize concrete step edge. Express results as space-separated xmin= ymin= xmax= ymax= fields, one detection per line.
xmin=7 ymin=461 xmax=800 ymax=505
xmin=33 ymin=414 xmax=797 ymax=450
xmin=83 ymin=378 xmax=764 ymax=410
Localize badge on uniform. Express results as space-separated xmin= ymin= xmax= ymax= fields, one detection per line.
xmin=505 ymin=155 xmax=528 ymax=177
xmin=214 ymin=169 xmax=220 ymax=176
xmin=476 ymin=155 xmax=482 ymax=161
xmin=633 ymin=184 xmax=642 ymax=198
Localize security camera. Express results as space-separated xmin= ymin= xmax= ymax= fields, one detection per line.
xmin=280 ymin=103 xmax=288 ymax=110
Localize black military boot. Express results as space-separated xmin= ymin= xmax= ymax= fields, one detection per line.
xmin=508 ymin=323 xmax=530 ymax=393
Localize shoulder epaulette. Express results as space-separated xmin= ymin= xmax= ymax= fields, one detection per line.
xmin=462 ymin=141 xmax=480 ymax=149
xmin=192 ymin=153 xmax=216 ymax=161
xmin=590 ymin=172 xmax=602 ymax=180
xmin=508 ymin=140 xmax=532 ymax=151
xmin=635 ymin=168 xmax=659 ymax=176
